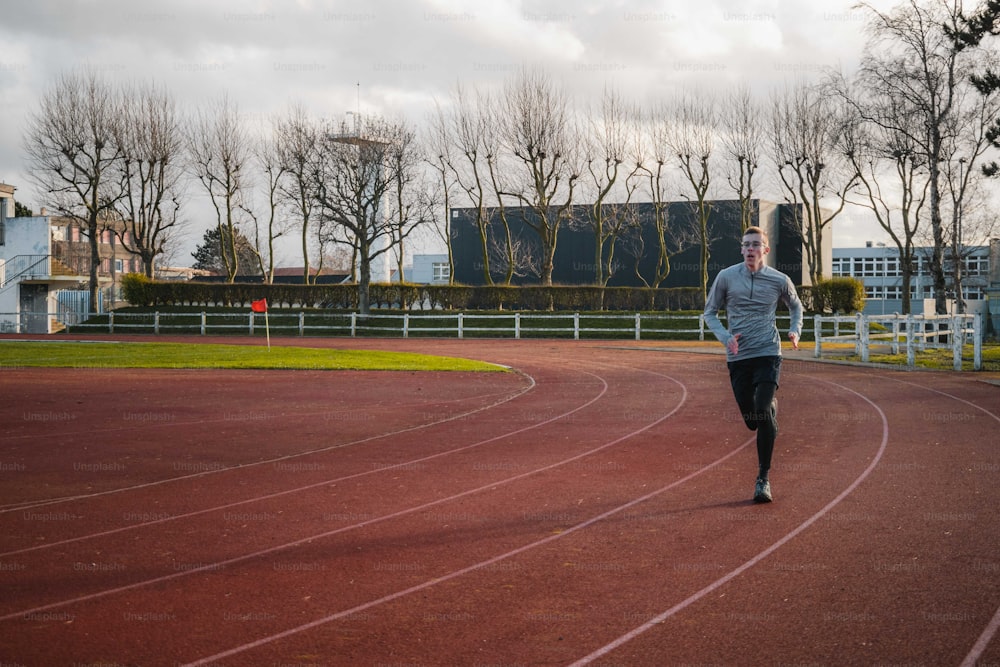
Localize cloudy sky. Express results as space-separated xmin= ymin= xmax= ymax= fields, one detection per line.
xmin=0 ymin=0 xmax=905 ymax=264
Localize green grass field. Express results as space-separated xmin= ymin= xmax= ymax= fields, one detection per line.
xmin=0 ymin=341 xmax=507 ymax=372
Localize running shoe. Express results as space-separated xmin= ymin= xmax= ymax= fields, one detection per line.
xmin=753 ymin=477 xmax=772 ymax=503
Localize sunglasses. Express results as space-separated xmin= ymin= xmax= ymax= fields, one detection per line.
xmin=741 ymin=241 xmax=765 ymax=249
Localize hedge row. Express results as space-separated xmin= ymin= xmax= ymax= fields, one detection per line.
xmin=121 ymin=274 xmax=862 ymax=313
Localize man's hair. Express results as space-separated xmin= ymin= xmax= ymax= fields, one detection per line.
xmin=743 ymin=226 xmax=768 ymax=245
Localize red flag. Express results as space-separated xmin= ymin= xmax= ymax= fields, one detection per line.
xmin=250 ymin=298 xmax=268 ymax=313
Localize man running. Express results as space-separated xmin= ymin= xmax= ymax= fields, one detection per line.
xmin=703 ymin=226 xmax=803 ymax=503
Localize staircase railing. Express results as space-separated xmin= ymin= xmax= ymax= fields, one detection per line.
xmin=0 ymin=255 xmax=50 ymax=290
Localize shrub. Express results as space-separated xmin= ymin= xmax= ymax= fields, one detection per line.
xmin=809 ymin=277 xmax=865 ymax=314
xmin=120 ymin=273 xmax=153 ymax=306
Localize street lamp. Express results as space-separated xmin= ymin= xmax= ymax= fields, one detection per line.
xmin=955 ymin=158 xmax=966 ymax=314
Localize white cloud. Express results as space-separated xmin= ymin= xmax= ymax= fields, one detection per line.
xmin=0 ymin=0 xmax=913 ymax=256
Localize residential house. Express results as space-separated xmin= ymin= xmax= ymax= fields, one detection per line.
xmin=0 ymin=183 xmax=142 ymax=333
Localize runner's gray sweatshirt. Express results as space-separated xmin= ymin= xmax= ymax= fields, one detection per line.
xmin=703 ymin=263 xmax=804 ymax=362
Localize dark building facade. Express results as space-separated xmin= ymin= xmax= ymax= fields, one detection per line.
xmin=450 ymin=199 xmax=818 ymax=288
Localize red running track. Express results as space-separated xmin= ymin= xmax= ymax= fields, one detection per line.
xmin=0 ymin=336 xmax=998 ymax=666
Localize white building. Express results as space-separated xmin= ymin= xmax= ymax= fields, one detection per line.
xmin=832 ymin=242 xmax=991 ymax=316
xmin=406 ymin=254 xmax=451 ymax=285
xmin=0 ymin=184 xmax=89 ymax=333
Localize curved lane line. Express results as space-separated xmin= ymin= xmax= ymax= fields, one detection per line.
xmin=881 ymin=377 xmax=1000 ymax=667
xmin=0 ymin=369 xmax=598 ymax=557
xmin=569 ymin=375 xmax=889 ymax=666
xmin=178 ymin=372 xmax=715 ymax=666
xmin=0 ymin=368 xmax=677 ymax=621
xmin=0 ymin=371 xmax=537 ymax=514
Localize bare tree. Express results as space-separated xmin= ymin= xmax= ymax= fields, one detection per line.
xmin=482 ymin=95 xmax=519 ymax=285
xmin=720 ymin=84 xmax=765 ymax=232
xmin=487 ymin=227 xmax=541 ymax=283
xmin=241 ymin=118 xmax=292 ymax=283
xmin=579 ymin=86 xmax=642 ymax=286
xmin=635 ymin=105 xmax=699 ymax=288
xmin=438 ymin=84 xmax=496 ymax=284
xmin=274 ymin=104 xmax=322 ymax=283
xmin=23 ymin=71 xmax=122 ymax=308
xmin=496 ymin=68 xmax=581 ymax=286
xmin=112 ymin=82 xmax=185 ymax=278
xmin=769 ymin=80 xmax=858 ymax=285
xmin=311 ymin=114 xmax=415 ymax=314
xmin=385 ymin=119 xmax=434 ymax=283
xmin=187 ymin=95 xmax=253 ymax=282
xmin=852 ymin=0 xmax=987 ymax=313
xmin=666 ymin=89 xmax=718 ymax=300
xmin=836 ymin=86 xmax=929 ymax=314
xmin=425 ymin=101 xmax=459 ymax=283
xmin=938 ymin=72 xmax=1000 ymax=311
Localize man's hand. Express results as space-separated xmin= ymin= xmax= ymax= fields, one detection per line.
xmin=727 ymin=333 xmax=741 ymax=356
xmin=789 ymin=332 xmax=799 ymax=350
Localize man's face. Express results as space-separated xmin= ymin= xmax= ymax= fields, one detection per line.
xmin=741 ymin=233 xmax=769 ymax=268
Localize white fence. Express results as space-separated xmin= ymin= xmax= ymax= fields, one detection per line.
xmin=75 ymin=310 xmax=729 ymax=340
xmin=5 ymin=309 xmax=990 ymax=371
xmin=814 ymin=312 xmax=984 ymax=371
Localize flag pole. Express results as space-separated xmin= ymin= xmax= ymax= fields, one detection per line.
xmin=251 ymin=299 xmax=270 ymax=351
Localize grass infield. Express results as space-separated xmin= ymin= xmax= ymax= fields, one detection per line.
xmin=0 ymin=341 xmax=507 ymax=372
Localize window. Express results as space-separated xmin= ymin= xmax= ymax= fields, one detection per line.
xmin=966 ymin=256 xmax=988 ymax=276
xmin=432 ymin=262 xmax=450 ymax=282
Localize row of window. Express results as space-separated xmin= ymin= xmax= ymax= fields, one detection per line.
xmin=52 ymin=226 xmax=137 ymax=246
xmin=864 ymin=285 xmax=987 ymax=300
xmin=832 ymin=255 xmax=989 ymax=278
xmin=101 ymin=258 xmax=143 ymax=274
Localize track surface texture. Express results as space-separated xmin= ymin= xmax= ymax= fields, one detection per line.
xmin=1 ymin=335 xmax=998 ymax=667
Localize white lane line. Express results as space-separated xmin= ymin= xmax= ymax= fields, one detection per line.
xmin=569 ymin=375 xmax=888 ymax=666
xmin=0 ymin=371 xmax=537 ymax=515
xmin=881 ymin=377 xmax=1000 ymax=667
xmin=178 ymin=372 xmax=703 ymax=666
xmin=0 ymin=368 xmax=674 ymax=622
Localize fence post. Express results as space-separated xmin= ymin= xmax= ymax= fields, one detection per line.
xmin=154 ymin=312 xmax=160 ymax=335
xmin=201 ymin=312 xmax=207 ymax=336
xmin=108 ymin=311 xmax=114 ymax=334
xmin=856 ymin=312 xmax=867 ymax=361
xmin=635 ymin=313 xmax=641 ymax=341
xmin=457 ymin=312 xmax=464 ymax=339
xmin=350 ymin=312 xmax=356 ymax=337
xmin=891 ymin=315 xmax=900 ymax=355
xmin=906 ymin=314 xmax=915 ymax=367
xmin=813 ymin=315 xmax=822 ymax=358
xmin=249 ymin=313 xmax=254 ymax=336
xmin=299 ymin=312 xmax=305 ymax=336
xmin=953 ymin=314 xmax=963 ymax=371
xmin=403 ymin=313 xmax=410 ymax=338
xmin=514 ymin=313 xmax=521 ymax=339
xmin=698 ymin=314 xmax=705 ymax=341
xmin=573 ymin=313 xmax=580 ymax=340
xmin=974 ymin=314 xmax=983 ymax=371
